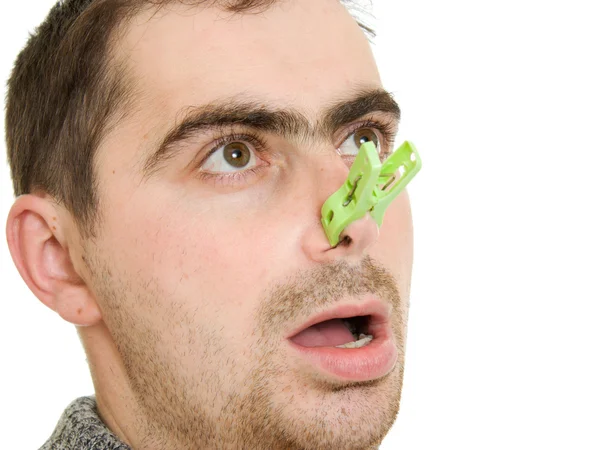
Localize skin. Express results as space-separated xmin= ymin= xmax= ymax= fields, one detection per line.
xmin=7 ymin=1 xmax=414 ymax=449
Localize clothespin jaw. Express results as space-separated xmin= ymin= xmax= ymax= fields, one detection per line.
xmin=370 ymin=141 xmax=421 ymax=226
xmin=320 ymin=140 xmax=422 ymax=247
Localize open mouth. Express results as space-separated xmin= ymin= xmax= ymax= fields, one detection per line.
xmin=285 ymin=301 xmax=397 ymax=382
xmin=288 ymin=315 xmax=374 ymax=349
xmin=286 ymin=301 xmax=391 ymax=349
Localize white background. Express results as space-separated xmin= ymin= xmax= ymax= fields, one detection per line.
xmin=1 ymin=1 xmax=599 ymax=448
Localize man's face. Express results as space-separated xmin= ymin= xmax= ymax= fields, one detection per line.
xmin=81 ymin=0 xmax=414 ymax=448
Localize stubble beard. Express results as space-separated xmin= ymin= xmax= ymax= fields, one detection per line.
xmin=87 ymin=249 xmax=408 ymax=449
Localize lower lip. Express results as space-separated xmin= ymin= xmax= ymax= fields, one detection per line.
xmin=287 ymin=327 xmax=398 ymax=382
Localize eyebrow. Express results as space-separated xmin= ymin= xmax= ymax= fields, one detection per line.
xmin=142 ymin=87 xmax=400 ymax=178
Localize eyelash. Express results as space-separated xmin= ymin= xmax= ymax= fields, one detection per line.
xmin=196 ymin=119 xmax=397 ymax=186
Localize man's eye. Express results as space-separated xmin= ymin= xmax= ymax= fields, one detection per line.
xmin=203 ymin=141 xmax=257 ymax=173
xmin=338 ymin=127 xmax=380 ymax=157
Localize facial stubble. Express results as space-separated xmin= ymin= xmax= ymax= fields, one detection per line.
xmin=86 ymin=250 xmax=407 ymax=450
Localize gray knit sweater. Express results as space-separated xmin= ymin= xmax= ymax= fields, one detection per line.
xmin=40 ymin=396 xmax=131 ymax=450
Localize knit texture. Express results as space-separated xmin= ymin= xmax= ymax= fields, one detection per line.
xmin=40 ymin=396 xmax=131 ymax=450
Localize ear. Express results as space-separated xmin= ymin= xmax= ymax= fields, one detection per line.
xmin=6 ymin=194 xmax=102 ymax=326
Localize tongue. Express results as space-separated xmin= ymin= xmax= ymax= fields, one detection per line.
xmin=290 ymin=318 xmax=355 ymax=348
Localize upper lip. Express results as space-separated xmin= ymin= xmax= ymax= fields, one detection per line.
xmin=285 ymin=299 xmax=392 ymax=340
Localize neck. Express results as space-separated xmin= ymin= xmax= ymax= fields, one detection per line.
xmin=78 ymin=323 xmax=141 ymax=449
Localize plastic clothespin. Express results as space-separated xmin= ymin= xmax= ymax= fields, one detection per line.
xmin=320 ymin=140 xmax=422 ymax=247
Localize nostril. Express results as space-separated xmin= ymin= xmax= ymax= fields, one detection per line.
xmin=334 ymin=235 xmax=352 ymax=249
xmin=334 ymin=215 xmax=379 ymax=253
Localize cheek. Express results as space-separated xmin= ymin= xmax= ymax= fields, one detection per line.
xmin=179 ymin=226 xmax=272 ymax=305
xmin=105 ymin=205 xmax=275 ymax=309
xmin=97 ymin=162 xmax=291 ymax=309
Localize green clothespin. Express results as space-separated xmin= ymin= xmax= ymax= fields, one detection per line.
xmin=321 ymin=141 xmax=422 ymax=247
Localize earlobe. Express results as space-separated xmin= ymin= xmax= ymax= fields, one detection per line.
xmin=54 ymin=284 xmax=102 ymax=326
xmin=6 ymin=194 xmax=102 ymax=326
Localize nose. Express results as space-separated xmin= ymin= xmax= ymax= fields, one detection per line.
xmin=301 ymin=155 xmax=380 ymax=264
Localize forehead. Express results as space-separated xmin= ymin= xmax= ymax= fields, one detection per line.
xmin=101 ymin=0 xmax=382 ymax=169
xmin=125 ymin=0 xmax=379 ymax=107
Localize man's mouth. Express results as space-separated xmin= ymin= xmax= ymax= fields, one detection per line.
xmin=288 ymin=316 xmax=374 ymax=348
xmin=285 ymin=300 xmax=397 ymax=382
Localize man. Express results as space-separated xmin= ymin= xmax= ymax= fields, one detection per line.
xmin=4 ymin=0 xmax=415 ymax=448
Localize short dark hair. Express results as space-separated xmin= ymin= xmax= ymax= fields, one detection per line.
xmin=4 ymin=0 xmax=373 ymax=238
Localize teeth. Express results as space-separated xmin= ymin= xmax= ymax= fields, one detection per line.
xmin=335 ymin=334 xmax=373 ymax=349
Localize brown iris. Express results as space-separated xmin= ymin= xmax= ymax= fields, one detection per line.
xmin=353 ymin=128 xmax=379 ymax=149
xmin=223 ymin=142 xmax=251 ymax=168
